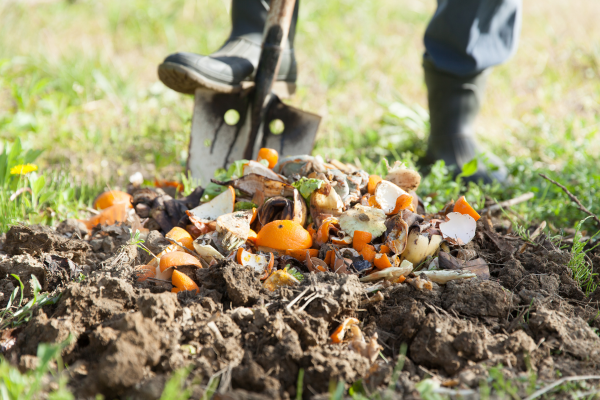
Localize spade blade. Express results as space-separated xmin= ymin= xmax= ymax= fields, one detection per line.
xmin=188 ymin=89 xmax=320 ymax=185
xmin=259 ymin=95 xmax=321 ymax=158
xmin=187 ymin=89 xmax=251 ymax=186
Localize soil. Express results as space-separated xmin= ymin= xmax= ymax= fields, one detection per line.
xmin=1 ymin=218 xmax=600 ymax=399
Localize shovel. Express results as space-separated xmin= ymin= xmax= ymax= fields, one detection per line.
xmin=187 ymin=0 xmax=321 ymax=185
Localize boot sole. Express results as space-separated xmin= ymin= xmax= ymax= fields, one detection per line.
xmin=158 ymin=62 xmax=296 ymax=98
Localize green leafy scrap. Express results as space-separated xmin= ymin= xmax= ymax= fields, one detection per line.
xmin=292 ymin=177 xmax=324 ymax=200
xmin=285 ymin=265 xmax=305 ymax=282
xmin=202 ymin=159 xmax=250 ymax=202
xmin=234 ymin=201 xmax=257 ymax=211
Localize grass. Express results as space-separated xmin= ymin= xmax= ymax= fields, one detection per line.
xmin=0 ymin=0 xmax=599 ymax=232
xmin=0 ymin=336 xmax=73 ymax=400
xmin=0 ymin=274 xmax=61 ymax=331
xmin=567 ymin=218 xmax=600 ymax=296
xmin=0 ymin=138 xmax=100 ymax=232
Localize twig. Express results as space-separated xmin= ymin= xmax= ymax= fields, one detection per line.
xmin=86 ymin=207 xmax=100 ymax=215
xmin=523 ymin=375 xmax=600 ymax=400
xmin=297 ymin=293 xmax=321 ymax=312
xmin=540 ymin=173 xmax=600 ymax=229
xmin=146 ymin=277 xmax=173 ymax=286
xmin=478 ymin=192 xmax=534 ymax=214
xmin=286 ymin=287 xmax=309 ymax=311
xmin=165 ymin=237 xmax=203 ymax=259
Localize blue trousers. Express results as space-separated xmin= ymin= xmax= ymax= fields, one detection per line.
xmin=424 ymin=0 xmax=522 ymax=77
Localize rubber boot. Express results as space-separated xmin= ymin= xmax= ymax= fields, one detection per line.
xmin=158 ymin=0 xmax=298 ymax=95
xmin=421 ymin=59 xmax=508 ymax=184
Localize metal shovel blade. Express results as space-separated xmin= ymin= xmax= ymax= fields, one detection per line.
xmin=187 ymin=88 xmax=320 ymax=185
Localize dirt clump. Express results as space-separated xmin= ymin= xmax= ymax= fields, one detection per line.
xmin=442 ymin=279 xmax=516 ymax=318
xmin=295 ymin=272 xmax=363 ymax=322
xmin=5 ymin=225 xmax=90 ymax=263
xmin=0 ymin=253 xmax=46 ymax=295
xmin=196 ymin=259 xmax=263 ymax=307
xmin=410 ymin=313 xmax=539 ymax=375
xmin=528 ymin=307 xmax=600 ymax=361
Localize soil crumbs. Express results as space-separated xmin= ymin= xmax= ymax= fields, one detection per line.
xmin=2 ymin=219 xmax=600 ymax=399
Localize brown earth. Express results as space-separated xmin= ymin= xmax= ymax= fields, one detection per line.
xmin=1 ymin=219 xmax=600 ymax=399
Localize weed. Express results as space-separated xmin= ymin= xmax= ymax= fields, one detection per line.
xmin=568 ymin=217 xmax=600 ymax=296
xmin=0 ymin=335 xmax=74 ymax=400
xmin=485 ymin=365 xmax=520 ymax=400
xmin=0 ymin=274 xmax=60 ymax=330
xmin=414 ymin=379 xmax=445 ymax=400
xmin=201 ymin=374 xmax=220 ymax=400
xmin=180 ymin=171 xmax=201 ymax=197
xmin=159 ymin=366 xmax=194 ymax=400
xmin=296 ymin=368 xmax=304 ymax=400
xmin=0 ymin=138 xmax=100 ymax=233
xmin=128 ymin=229 xmax=158 ymax=262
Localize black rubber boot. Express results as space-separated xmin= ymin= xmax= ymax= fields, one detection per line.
xmin=421 ymin=59 xmax=508 ymax=184
xmin=158 ymin=0 xmax=298 ymax=95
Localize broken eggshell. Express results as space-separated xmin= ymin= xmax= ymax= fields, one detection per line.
xmin=187 ymin=186 xmax=235 ymax=225
xmin=439 ymin=212 xmax=477 ymax=245
xmin=373 ymin=180 xmax=412 ymax=215
xmin=325 ymin=169 xmax=350 ymax=201
xmin=193 ymin=241 xmax=225 ymax=265
xmin=236 ymin=248 xmax=274 ymax=277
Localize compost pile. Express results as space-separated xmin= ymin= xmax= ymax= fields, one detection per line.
xmin=2 ymin=152 xmax=600 ymax=399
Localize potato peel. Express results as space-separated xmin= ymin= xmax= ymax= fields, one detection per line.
xmin=359 ymin=260 xmax=413 ymax=282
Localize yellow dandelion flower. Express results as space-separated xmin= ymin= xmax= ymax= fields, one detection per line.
xmin=10 ymin=164 xmax=38 ymax=175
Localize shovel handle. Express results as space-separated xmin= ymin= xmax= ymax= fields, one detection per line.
xmin=243 ymin=0 xmax=297 ymax=159
xmin=262 ymin=0 xmax=296 ymax=79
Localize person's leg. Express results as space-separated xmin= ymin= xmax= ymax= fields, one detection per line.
xmin=158 ymin=0 xmax=298 ymax=95
xmin=422 ymin=0 xmax=522 ymax=183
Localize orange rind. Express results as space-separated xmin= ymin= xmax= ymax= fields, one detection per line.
xmin=171 ymin=270 xmax=199 ymax=294
xmin=256 ymin=220 xmax=313 ymax=250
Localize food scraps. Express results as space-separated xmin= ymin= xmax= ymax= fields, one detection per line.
xmin=125 ymin=148 xmax=487 ymax=300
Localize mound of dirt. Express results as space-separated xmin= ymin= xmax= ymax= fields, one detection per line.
xmin=2 ymin=220 xmax=600 ymax=399
xmin=5 ymin=225 xmax=90 ymax=264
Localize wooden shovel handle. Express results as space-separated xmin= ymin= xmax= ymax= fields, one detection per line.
xmin=262 ymin=0 xmax=297 ymax=81
xmin=243 ymin=0 xmax=297 ymax=160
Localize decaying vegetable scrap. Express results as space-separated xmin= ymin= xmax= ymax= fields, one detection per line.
xmin=91 ymin=148 xmax=488 ymax=316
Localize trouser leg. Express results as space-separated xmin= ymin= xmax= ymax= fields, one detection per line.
xmin=424 ymin=0 xmax=522 ymax=76
xmin=421 ymin=0 xmax=522 ymax=184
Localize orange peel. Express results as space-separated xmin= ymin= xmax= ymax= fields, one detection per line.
xmin=256 ymin=220 xmax=313 ymax=250
xmin=331 ymin=317 xmax=360 ymax=343
xmin=171 ymin=270 xmax=200 ymax=294
xmin=453 ymin=196 xmax=481 ymax=221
